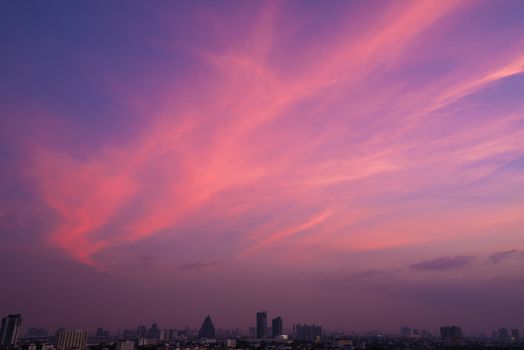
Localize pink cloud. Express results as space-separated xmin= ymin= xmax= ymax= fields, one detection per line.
xmin=20 ymin=0 xmax=524 ymax=273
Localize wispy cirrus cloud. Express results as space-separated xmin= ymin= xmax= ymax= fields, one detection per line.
xmin=489 ymin=249 xmax=518 ymax=263
xmin=178 ymin=260 xmax=221 ymax=272
xmin=410 ymin=256 xmax=476 ymax=271
xmin=2 ymin=0 xmax=523 ymax=274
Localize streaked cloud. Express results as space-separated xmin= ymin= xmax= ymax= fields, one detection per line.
xmin=410 ymin=256 xmax=476 ymax=271
xmin=489 ymin=249 xmax=518 ymax=263
xmin=1 ymin=0 xmax=524 ymax=331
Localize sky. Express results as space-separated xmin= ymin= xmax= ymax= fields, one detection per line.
xmin=1 ymin=0 xmax=524 ymax=336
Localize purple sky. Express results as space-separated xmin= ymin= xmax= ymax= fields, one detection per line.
xmin=1 ymin=0 xmax=524 ymax=335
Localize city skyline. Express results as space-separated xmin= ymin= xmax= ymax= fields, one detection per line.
xmin=1 ymin=0 xmax=524 ymax=335
xmin=5 ymin=312 xmax=522 ymax=339
xmin=3 ymin=312 xmax=522 ymax=340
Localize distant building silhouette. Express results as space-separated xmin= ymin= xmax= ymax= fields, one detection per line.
xmin=272 ymin=317 xmax=283 ymax=338
xmin=54 ymin=329 xmax=88 ymax=350
xmin=248 ymin=327 xmax=256 ymax=338
xmin=0 ymin=314 xmax=22 ymax=347
xmin=256 ymin=311 xmax=267 ymax=339
xmin=136 ymin=326 xmax=147 ymax=338
xmin=95 ymin=328 xmax=109 ymax=338
xmin=115 ymin=340 xmax=134 ymax=350
xmin=400 ymin=326 xmax=411 ymax=337
xmin=499 ymin=328 xmax=510 ymax=341
xmin=440 ymin=326 xmax=463 ymax=343
xmin=161 ymin=329 xmax=175 ymax=341
xmin=149 ymin=323 xmax=160 ymax=339
xmin=25 ymin=328 xmax=47 ymax=339
xmin=511 ymin=329 xmax=520 ymax=340
xmin=198 ymin=315 xmax=216 ymax=339
xmin=295 ymin=324 xmax=322 ymax=341
xmin=122 ymin=329 xmax=137 ymax=339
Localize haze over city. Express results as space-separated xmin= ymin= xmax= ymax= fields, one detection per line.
xmin=1 ymin=0 xmax=523 ymax=336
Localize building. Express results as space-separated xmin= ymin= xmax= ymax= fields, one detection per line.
xmin=54 ymin=329 xmax=88 ymax=350
xmin=511 ymin=329 xmax=520 ymax=340
xmin=499 ymin=328 xmax=510 ymax=341
xmin=440 ymin=326 xmax=463 ymax=343
xmin=198 ymin=315 xmax=216 ymax=339
xmin=224 ymin=339 xmax=236 ymax=348
xmin=25 ymin=329 xmax=47 ymax=339
xmin=420 ymin=329 xmax=431 ymax=338
xmin=272 ymin=317 xmax=283 ymax=338
xmin=256 ymin=311 xmax=267 ymax=339
xmin=149 ymin=324 xmax=160 ymax=340
xmin=136 ymin=326 xmax=147 ymax=338
xmin=295 ymin=324 xmax=322 ymax=341
xmin=0 ymin=314 xmax=22 ymax=347
xmin=122 ymin=329 xmax=136 ymax=339
xmin=95 ymin=328 xmax=109 ymax=338
xmin=400 ymin=327 xmax=411 ymax=337
xmin=248 ymin=327 xmax=255 ymax=338
xmin=115 ymin=340 xmax=134 ymax=350
xmin=335 ymin=339 xmax=353 ymax=349
xmin=160 ymin=329 xmax=174 ymax=341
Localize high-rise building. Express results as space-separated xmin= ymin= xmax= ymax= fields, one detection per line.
xmin=95 ymin=328 xmax=109 ymax=338
xmin=440 ymin=326 xmax=463 ymax=343
xmin=400 ymin=326 xmax=411 ymax=337
xmin=25 ymin=328 xmax=47 ymax=339
xmin=0 ymin=314 xmax=22 ymax=347
xmin=295 ymin=324 xmax=323 ymax=341
xmin=499 ymin=328 xmax=510 ymax=341
xmin=115 ymin=340 xmax=134 ymax=350
xmin=122 ymin=329 xmax=137 ymax=339
xmin=511 ymin=329 xmax=520 ymax=340
xmin=54 ymin=329 xmax=88 ymax=350
xmin=225 ymin=339 xmax=236 ymax=348
xmin=256 ymin=311 xmax=267 ymax=339
xmin=149 ymin=324 xmax=160 ymax=340
xmin=272 ymin=317 xmax=283 ymax=338
xmin=136 ymin=326 xmax=147 ymax=338
xmin=159 ymin=329 xmax=171 ymax=342
xmin=248 ymin=327 xmax=255 ymax=338
xmin=198 ymin=315 xmax=216 ymax=339
xmin=420 ymin=329 xmax=431 ymax=339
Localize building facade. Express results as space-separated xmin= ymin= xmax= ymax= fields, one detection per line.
xmin=295 ymin=324 xmax=322 ymax=341
xmin=0 ymin=314 xmax=22 ymax=347
xmin=198 ymin=315 xmax=216 ymax=339
xmin=256 ymin=311 xmax=267 ymax=339
xmin=54 ymin=329 xmax=88 ymax=350
xmin=271 ymin=317 xmax=283 ymax=338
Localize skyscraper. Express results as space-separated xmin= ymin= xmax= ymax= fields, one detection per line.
xmin=400 ymin=326 xmax=411 ymax=337
xmin=499 ymin=328 xmax=510 ymax=341
xmin=295 ymin=324 xmax=323 ymax=341
xmin=272 ymin=317 xmax=283 ymax=338
xmin=54 ymin=329 xmax=88 ymax=350
xmin=0 ymin=314 xmax=22 ymax=347
xmin=149 ymin=323 xmax=161 ymax=339
xmin=115 ymin=340 xmax=134 ymax=350
xmin=95 ymin=328 xmax=109 ymax=338
xmin=511 ymin=329 xmax=520 ymax=340
xmin=136 ymin=326 xmax=147 ymax=338
xmin=198 ymin=315 xmax=216 ymax=339
xmin=256 ymin=311 xmax=267 ymax=339
xmin=440 ymin=326 xmax=463 ymax=343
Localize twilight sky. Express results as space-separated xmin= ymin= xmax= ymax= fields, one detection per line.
xmin=1 ymin=0 xmax=524 ymax=335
